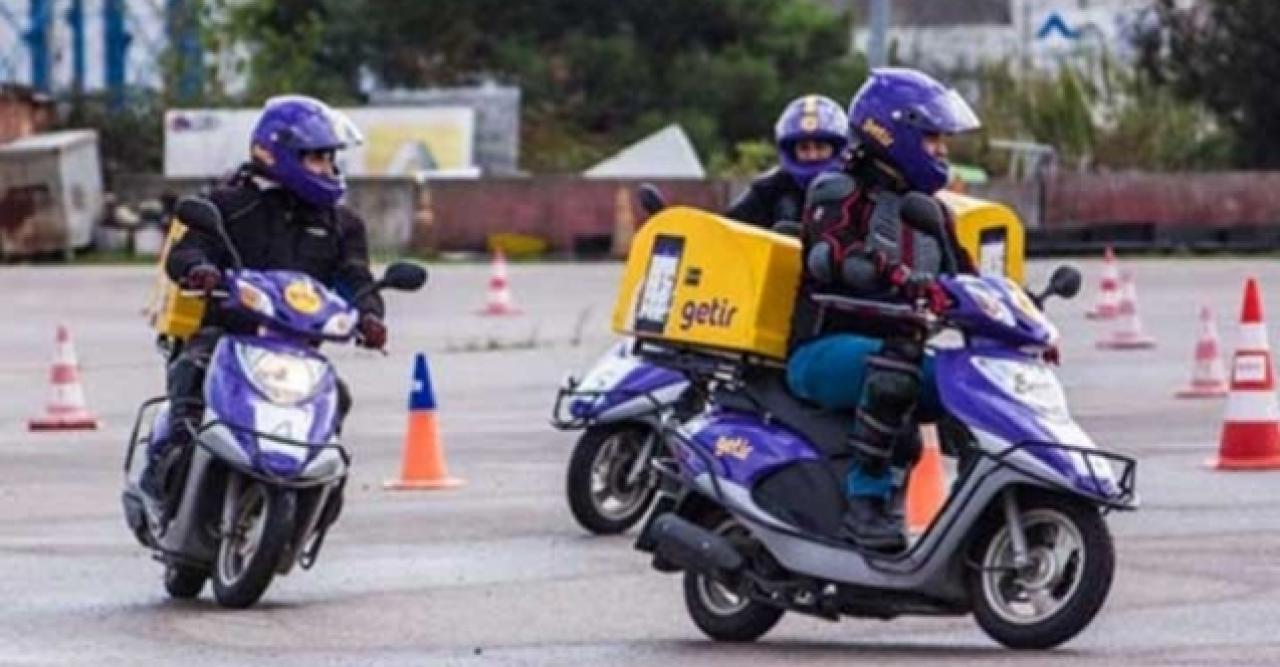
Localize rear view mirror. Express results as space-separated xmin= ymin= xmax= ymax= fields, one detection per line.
xmin=1044 ymin=265 xmax=1082 ymax=301
xmin=175 ymin=196 xmax=243 ymax=269
xmin=381 ymin=261 xmax=428 ymax=292
xmin=175 ymin=197 xmax=223 ymax=237
xmin=637 ymin=183 xmax=667 ymax=217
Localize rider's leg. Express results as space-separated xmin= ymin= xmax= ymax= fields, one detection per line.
xmin=141 ymin=327 xmax=221 ymax=498
xmin=789 ymin=334 xmax=904 ymax=548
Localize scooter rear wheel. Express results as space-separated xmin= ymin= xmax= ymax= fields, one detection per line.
xmin=683 ymin=519 xmax=784 ymax=642
xmin=969 ymin=492 xmax=1115 ymax=650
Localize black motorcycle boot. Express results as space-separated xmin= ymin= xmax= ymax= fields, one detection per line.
xmin=841 ymin=496 xmax=907 ymax=553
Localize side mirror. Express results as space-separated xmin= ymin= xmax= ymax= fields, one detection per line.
xmin=175 ymin=196 xmax=224 ymax=237
xmin=1043 ymin=264 xmax=1082 ymax=301
xmin=381 ymin=261 xmax=428 ymax=292
xmin=175 ymin=196 xmax=244 ymax=269
xmin=899 ymin=192 xmax=945 ymax=239
xmin=637 ymin=183 xmax=667 ymax=217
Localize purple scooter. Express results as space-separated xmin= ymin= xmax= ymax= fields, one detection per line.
xmin=552 ymin=341 xmax=696 ymax=534
xmin=122 ymin=197 xmax=426 ymax=608
xmin=636 ymin=218 xmax=1137 ymax=649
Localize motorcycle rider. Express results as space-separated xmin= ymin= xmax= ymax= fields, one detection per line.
xmin=726 ymin=95 xmax=848 ymax=229
xmin=141 ymin=95 xmax=387 ymax=502
xmin=786 ymin=69 xmax=980 ymax=551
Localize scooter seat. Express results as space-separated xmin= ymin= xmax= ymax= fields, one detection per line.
xmin=712 ymin=369 xmax=851 ymax=459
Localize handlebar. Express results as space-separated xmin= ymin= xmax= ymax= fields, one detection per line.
xmin=808 ymin=293 xmax=937 ymax=328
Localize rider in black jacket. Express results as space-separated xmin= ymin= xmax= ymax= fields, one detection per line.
xmin=726 ymin=95 xmax=849 ymax=229
xmin=142 ymin=95 xmax=386 ymax=501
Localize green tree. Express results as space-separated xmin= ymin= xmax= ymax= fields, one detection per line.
xmin=1136 ymin=0 xmax=1273 ymax=167
xmin=356 ymin=0 xmax=867 ymax=172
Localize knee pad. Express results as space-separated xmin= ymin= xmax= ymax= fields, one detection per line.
xmin=862 ymin=362 xmax=921 ymax=418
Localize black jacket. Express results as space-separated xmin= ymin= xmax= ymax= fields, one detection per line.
xmin=725 ymin=167 xmax=806 ymax=229
xmin=789 ymin=157 xmax=973 ymax=351
xmin=167 ymin=172 xmax=384 ymax=334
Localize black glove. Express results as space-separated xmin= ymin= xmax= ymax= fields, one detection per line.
xmin=182 ymin=263 xmax=221 ymax=291
xmin=358 ymin=313 xmax=387 ymax=349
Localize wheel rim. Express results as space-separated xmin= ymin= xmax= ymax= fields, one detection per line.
xmin=217 ymin=484 xmax=268 ymax=586
xmin=695 ymin=519 xmax=750 ymax=617
xmin=588 ymin=431 xmax=650 ymax=520
xmin=980 ymin=508 xmax=1086 ymax=626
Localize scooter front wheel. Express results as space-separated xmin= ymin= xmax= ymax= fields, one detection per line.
xmin=565 ymin=424 xmax=658 ymax=535
xmin=212 ymin=480 xmax=297 ymax=609
xmin=969 ymin=492 xmax=1115 ymax=650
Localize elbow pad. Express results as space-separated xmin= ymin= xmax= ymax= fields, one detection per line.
xmin=807 ymin=241 xmax=835 ymax=284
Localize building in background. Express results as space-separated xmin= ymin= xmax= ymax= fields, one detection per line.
xmin=163 ymin=106 xmax=478 ymax=179
xmin=848 ymin=0 xmax=1160 ymax=73
xmin=370 ymin=84 xmax=522 ymax=177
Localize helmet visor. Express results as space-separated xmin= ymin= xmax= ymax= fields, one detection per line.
xmin=903 ymin=88 xmax=981 ymax=135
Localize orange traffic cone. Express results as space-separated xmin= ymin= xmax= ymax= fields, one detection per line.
xmin=1209 ymin=278 xmax=1280 ymax=470
xmin=1097 ymin=270 xmax=1156 ymax=349
xmin=478 ymin=249 xmax=522 ymax=316
xmin=906 ymin=426 xmax=947 ymax=534
xmin=29 ymin=324 xmax=99 ymax=431
xmin=385 ymin=353 xmax=466 ymax=490
xmin=1086 ymin=246 xmax=1121 ymax=320
xmin=1176 ymin=306 xmax=1229 ymax=399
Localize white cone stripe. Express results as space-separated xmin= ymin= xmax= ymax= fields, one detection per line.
xmin=1224 ymin=390 xmax=1280 ymax=421
xmin=1238 ymin=322 xmax=1270 ymax=351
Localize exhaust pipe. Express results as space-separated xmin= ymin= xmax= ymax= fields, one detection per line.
xmin=650 ymin=513 xmax=744 ymax=574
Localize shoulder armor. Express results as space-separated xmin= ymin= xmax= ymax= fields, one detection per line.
xmin=806 ymin=171 xmax=856 ymax=206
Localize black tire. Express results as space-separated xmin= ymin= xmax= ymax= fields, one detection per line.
xmin=968 ymin=492 xmax=1115 ymax=650
xmin=163 ymin=563 xmax=207 ymax=599
xmin=682 ymin=519 xmax=784 ymax=642
xmin=565 ymin=424 xmax=658 ymax=535
xmin=212 ymin=482 xmax=297 ymax=609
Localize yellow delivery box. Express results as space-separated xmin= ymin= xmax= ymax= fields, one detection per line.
xmin=612 ymin=207 xmax=801 ymax=361
xmin=937 ymin=190 xmax=1025 ymax=283
xmin=147 ymin=221 xmax=206 ymax=339
xmin=612 ymin=195 xmax=1027 ymax=361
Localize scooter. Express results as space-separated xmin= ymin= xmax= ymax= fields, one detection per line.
xmin=121 ymin=197 xmax=427 ymax=608
xmin=552 ymin=340 xmax=697 ymax=534
xmin=635 ymin=256 xmax=1138 ymax=649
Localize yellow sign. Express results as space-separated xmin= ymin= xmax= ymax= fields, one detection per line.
xmin=714 ymin=436 xmax=753 ymax=461
xmin=284 ymin=279 xmax=322 ymax=314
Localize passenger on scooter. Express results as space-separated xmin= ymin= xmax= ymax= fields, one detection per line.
xmin=726 ymin=95 xmax=848 ymax=229
xmin=786 ymin=69 xmax=980 ymax=552
xmin=141 ymin=95 xmax=387 ymax=500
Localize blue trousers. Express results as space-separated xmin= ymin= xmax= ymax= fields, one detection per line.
xmin=786 ymin=334 xmax=939 ymax=499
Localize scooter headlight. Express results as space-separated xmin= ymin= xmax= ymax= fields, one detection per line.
xmin=237 ymin=346 xmax=327 ymax=405
xmin=237 ymin=280 xmax=276 ymax=319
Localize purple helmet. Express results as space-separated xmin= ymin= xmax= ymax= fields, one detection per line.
xmin=250 ymin=95 xmax=363 ymax=208
xmin=774 ymin=95 xmax=849 ymax=189
xmin=848 ymin=68 xmax=980 ymax=194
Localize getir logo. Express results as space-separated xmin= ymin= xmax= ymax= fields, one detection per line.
xmin=679 ymin=298 xmax=738 ymax=331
